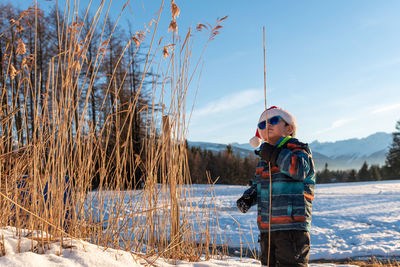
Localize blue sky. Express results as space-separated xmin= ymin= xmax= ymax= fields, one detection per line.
xmin=14 ymin=0 xmax=400 ymax=144
xmin=188 ymin=0 xmax=400 ymax=144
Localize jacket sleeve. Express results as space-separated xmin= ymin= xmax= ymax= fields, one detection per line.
xmin=242 ymin=183 xmax=257 ymax=206
xmin=276 ymin=146 xmax=312 ymax=181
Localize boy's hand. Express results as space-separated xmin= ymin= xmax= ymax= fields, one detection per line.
xmin=260 ymin=143 xmax=282 ymax=166
xmin=237 ymin=195 xmax=252 ymax=213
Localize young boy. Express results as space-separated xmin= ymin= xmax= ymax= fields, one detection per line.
xmin=237 ymin=106 xmax=316 ymax=267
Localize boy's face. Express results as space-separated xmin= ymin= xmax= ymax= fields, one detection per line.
xmin=259 ymin=117 xmax=294 ymax=145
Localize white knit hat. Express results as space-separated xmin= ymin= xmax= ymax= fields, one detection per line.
xmin=249 ymin=106 xmax=297 ymax=148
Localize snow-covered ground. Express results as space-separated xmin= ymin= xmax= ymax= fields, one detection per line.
xmin=1 ymin=180 xmax=399 ymax=266
xmin=0 ymin=227 xmax=263 ymax=266
xmin=0 ymin=227 xmax=356 ymax=266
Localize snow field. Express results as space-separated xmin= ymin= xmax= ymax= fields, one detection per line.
xmin=87 ymin=180 xmax=400 ymax=261
xmin=1 ymin=180 xmax=398 ymax=266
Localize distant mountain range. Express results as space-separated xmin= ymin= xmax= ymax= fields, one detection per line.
xmin=188 ymin=132 xmax=393 ymax=171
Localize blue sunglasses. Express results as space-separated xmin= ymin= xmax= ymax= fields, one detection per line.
xmin=258 ymin=116 xmax=286 ymax=129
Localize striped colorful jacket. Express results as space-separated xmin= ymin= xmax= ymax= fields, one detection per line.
xmin=242 ymin=136 xmax=316 ymax=232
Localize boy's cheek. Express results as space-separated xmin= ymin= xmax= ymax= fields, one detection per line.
xmin=259 ymin=128 xmax=268 ymax=140
xmin=267 ymin=130 xmax=277 ymax=139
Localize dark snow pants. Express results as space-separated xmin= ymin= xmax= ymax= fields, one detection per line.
xmin=259 ymin=230 xmax=310 ymax=267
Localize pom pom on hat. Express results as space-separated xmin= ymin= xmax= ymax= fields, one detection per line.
xmin=249 ymin=129 xmax=262 ymax=148
xmin=249 ymin=106 xmax=297 ymax=148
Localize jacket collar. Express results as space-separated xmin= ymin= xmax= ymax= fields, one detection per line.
xmin=275 ymin=136 xmax=292 ymax=148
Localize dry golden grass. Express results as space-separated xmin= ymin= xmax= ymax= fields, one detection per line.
xmin=0 ymin=0 xmax=226 ymax=262
xmin=351 ymin=259 xmax=400 ymax=267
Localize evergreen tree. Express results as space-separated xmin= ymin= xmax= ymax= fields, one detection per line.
xmin=357 ymin=161 xmax=370 ymax=181
xmin=386 ymin=120 xmax=400 ymax=178
xmin=369 ymin=165 xmax=382 ymax=181
xmin=348 ymin=169 xmax=357 ymax=181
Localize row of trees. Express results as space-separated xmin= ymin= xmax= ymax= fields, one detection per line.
xmin=0 ymin=3 xmax=154 ymax=188
xmin=187 ymin=144 xmax=258 ymax=185
xmin=187 ymin=120 xmax=400 ymax=185
xmin=317 ymin=161 xmax=389 ymax=184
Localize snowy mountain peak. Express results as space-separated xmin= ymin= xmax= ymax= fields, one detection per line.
xmin=309 ymin=132 xmax=392 ymax=158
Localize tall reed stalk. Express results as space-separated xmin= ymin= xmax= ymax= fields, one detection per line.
xmin=0 ymin=0 xmax=226 ymax=261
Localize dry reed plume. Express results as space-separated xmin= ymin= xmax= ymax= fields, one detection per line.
xmin=0 ymin=0 xmax=227 ymax=263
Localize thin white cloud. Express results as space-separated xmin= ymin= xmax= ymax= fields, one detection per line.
xmin=371 ymin=103 xmax=400 ymax=114
xmin=314 ymin=117 xmax=355 ymax=135
xmin=332 ymin=118 xmax=354 ymax=128
xmin=193 ymin=89 xmax=263 ymax=117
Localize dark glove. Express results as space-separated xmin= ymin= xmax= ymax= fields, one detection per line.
xmin=237 ymin=195 xmax=252 ymax=213
xmin=259 ymin=143 xmax=282 ymax=166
